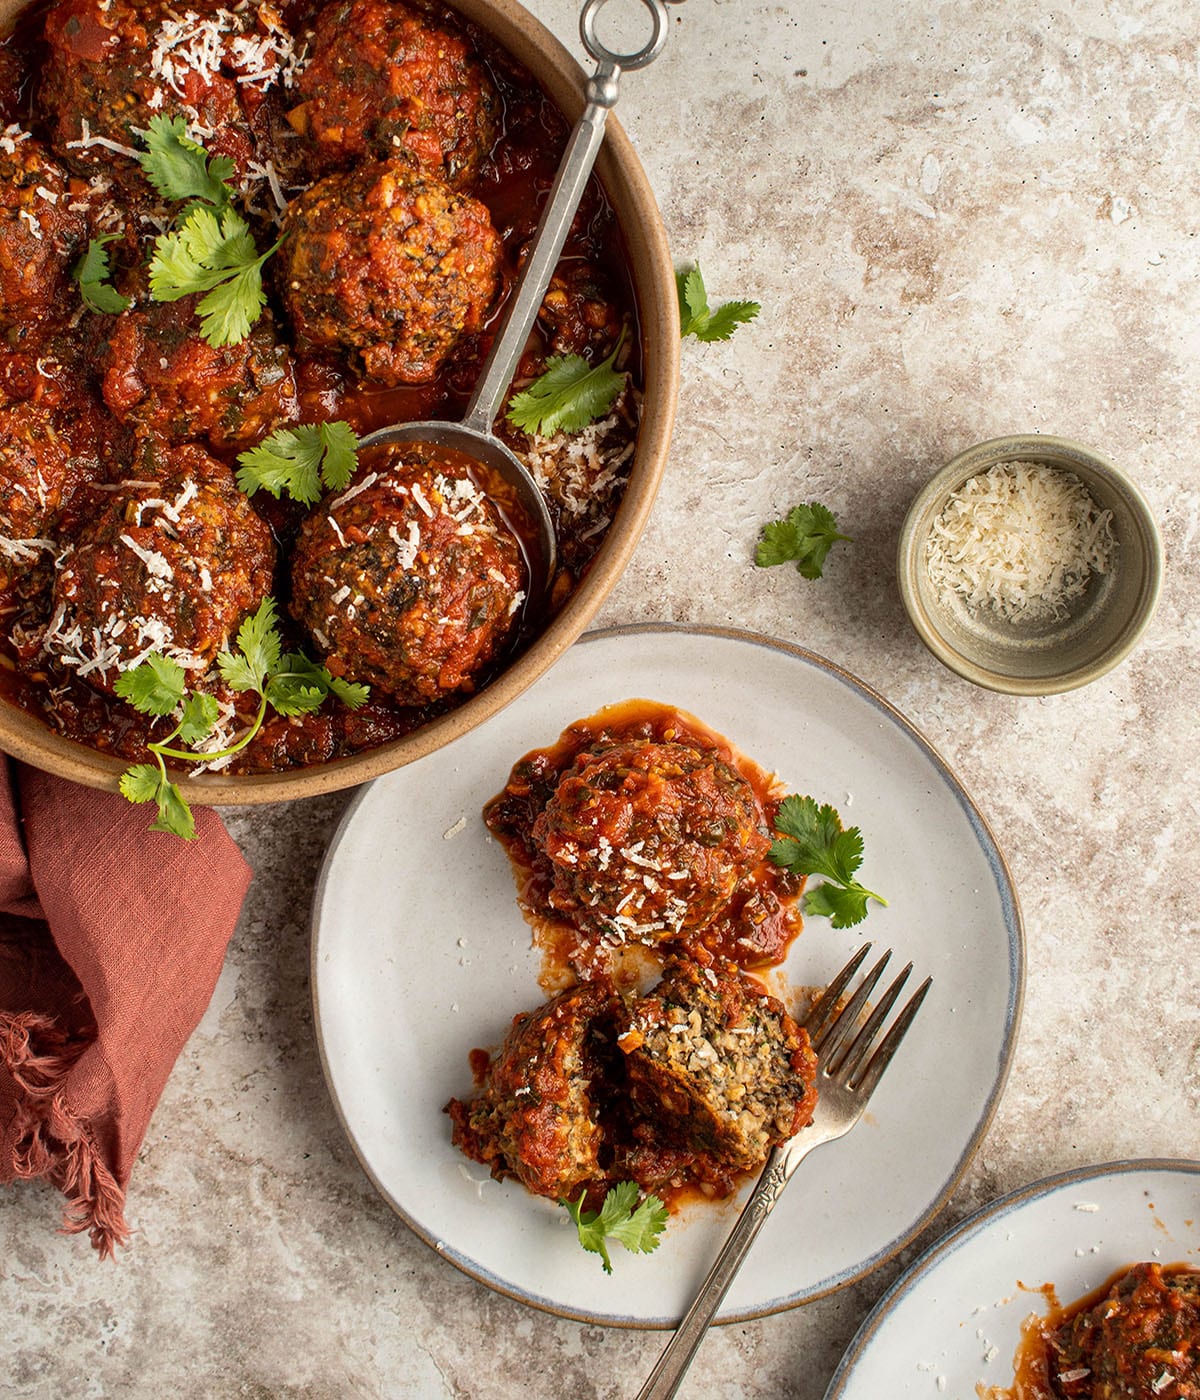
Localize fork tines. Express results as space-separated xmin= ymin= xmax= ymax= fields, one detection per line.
xmin=803 ymin=943 xmax=932 ymax=1097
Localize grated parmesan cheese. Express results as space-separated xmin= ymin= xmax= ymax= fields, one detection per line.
xmin=924 ymin=460 xmax=1115 ymax=624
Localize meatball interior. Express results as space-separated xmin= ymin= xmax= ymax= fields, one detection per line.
xmin=277 ymin=160 xmax=502 ymax=385
xmin=290 ymin=447 xmax=524 ymax=704
xmin=290 ymin=0 xmax=498 ymax=188
xmin=39 ymin=445 xmax=275 ymax=694
xmin=1046 ymin=1263 xmax=1200 ymax=1398
xmin=617 ymin=958 xmax=818 ymax=1174
xmin=445 ymin=980 xmax=618 ymax=1202
xmin=0 ymin=134 xmax=88 ymax=340
xmin=530 ymin=739 xmax=772 ymax=944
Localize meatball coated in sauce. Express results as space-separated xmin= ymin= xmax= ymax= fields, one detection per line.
xmin=277 ymin=160 xmax=502 ymax=385
xmin=38 ymin=0 xmax=280 ymax=175
xmin=445 ymin=980 xmax=618 ymax=1202
xmin=531 ymin=740 xmax=772 ymax=944
xmin=617 ymin=958 xmax=817 ymax=1175
xmin=40 ymin=445 xmax=275 ymax=694
xmin=96 ymin=298 xmax=300 ymax=451
xmin=289 ymin=447 xmax=524 ymax=703
xmin=0 ymin=134 xmax=88 ymax=343
xmin=1042 ymin=1264 xmax=1200 ymax=1399
xmin=290 ymin=0 xmax=498 ymax=189
xmin=0 ymin=405 xmax=89 ymax=589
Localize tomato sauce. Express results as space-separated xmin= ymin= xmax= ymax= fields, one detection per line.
xmin=0 ymin=0 xmax=642 ymax=773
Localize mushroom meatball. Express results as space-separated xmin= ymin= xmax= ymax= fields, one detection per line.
xmin=617 ymin=958 xmax=818 ymax=1174
xmin=0 ymin=405 xmax=92 ymax=590
xmin=289 ymin=445 xmax=524 ymax=703
xmin=38 ymin=0 xmax=294 ymax=176
xmin=96 ymin=298 xmax=300 ymax=451
xmin=277 ymin=160 xmax=502 ymax=385
xmin=0 ymin=133 xmax=88 ymax=344
xmin=39 ymin=444 xmax=275 ymax=694
xmin=289 ymin=0 xmax=498 ymax=189
xmin=530 ymin=739 xmax=772 ymax=943
xmin=445 ymin=980 xmax=618 ymax=1202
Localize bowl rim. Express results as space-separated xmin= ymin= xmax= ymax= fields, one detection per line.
xmin=897 ymin=434 xmax=1165 ymax=696
xmin=0 ymin=0 xmax=681 ymax=804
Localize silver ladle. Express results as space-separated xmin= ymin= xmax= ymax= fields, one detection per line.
xmin=358 ymin=0 xmax=673 ymax=599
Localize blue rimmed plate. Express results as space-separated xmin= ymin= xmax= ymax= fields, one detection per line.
xmin=311 ymin=624 xmax=1023 ymax=1326
xmin=827 ymin=1159 xmax=1200 ymax=1396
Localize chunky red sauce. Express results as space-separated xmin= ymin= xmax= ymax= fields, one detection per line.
xmin=983 ymin=1263 xmax=1200 ymax=1400
xmin=0 ymin=0 xmax=641 ymax=773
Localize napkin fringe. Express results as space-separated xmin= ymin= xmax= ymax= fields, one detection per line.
xmin=0 ymin=1010 xmax=129 ymax=1258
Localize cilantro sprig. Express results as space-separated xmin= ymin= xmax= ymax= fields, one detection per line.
xmin=73 ymin=235 xmax=131 ymax=315
xmin=676 ymin=264 xmax=760 ymax=342
xmin=133 ymin=115 xmax=281 ymax=348
xmin=768 ymin=795 xmax=888 ymax=929
xmin=236 ymin=422 xmax=361 ymax=506
xmin=560 ymin=1183 xmax=668 ymax=1274
xmin=756 ymin=502 xmax=852 ymax=580
xmin=115 ymin=598 xmax=369 ymax=839
xmin=148 ymin=204 xmax=281 ymax=347
xmin=506 ymin=337 xmax=625 ymax=437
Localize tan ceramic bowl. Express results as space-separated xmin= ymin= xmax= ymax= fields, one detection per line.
xmin=0 ymin=0 xmax=679 ymax=802
xmin=898 ymin=435 xmax=1163 ymax=695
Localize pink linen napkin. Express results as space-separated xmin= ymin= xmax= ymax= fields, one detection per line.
xmin=0 ymin=760 xmax=251 ymax=1256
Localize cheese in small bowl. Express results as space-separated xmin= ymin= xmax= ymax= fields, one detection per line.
xmin=898 ymin=436 xmax=1162 ymax=695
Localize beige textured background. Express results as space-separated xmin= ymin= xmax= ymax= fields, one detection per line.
xmin=4 ymin=0 xmax=1198 ymax=1396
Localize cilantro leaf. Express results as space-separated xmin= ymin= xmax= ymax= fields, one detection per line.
xmin=176 ymin=692 xmax=219 ymax=746
xmin=236 ymin=422 xmax=362 ymax=507
xmin=268 ymin=652 xmax=371 ymax=714
xmin=148 ymin=205 xmax=278 ymax=348
xmin=561 ymin=1183 xmax=668 ymax=1274
xmin=113 ymin=652 xmax=187 ymax=716
xmin=676 ymin=264 xmax=760 ymax=342
xmin=756 ymin=502 xmax=852 ymax=580
xmin=119 ymin=763 xmax=163 ymax=805
xmin=769 ymin=794 xmax=887 ymax=929
xmin=506 ymin=342 xmax=625 ymax=437
xmin=137 ymin=114 xmax=235 ymax=210
xmin=149 ymin=778 xmax=197 ymax=841
xmin=73 ymin=235 xmax=131 ymax=315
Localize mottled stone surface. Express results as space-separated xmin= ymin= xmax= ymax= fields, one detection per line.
xmin=3 ymin=0 xmax=1199 ymax=1396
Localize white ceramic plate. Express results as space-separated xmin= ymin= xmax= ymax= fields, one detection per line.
xmin=826 ymin=1159 xmax=1200 ymax=1398
xmin=311 ymin=624 xmax=1023 ymax=1326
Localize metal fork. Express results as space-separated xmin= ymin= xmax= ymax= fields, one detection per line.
xmin=634 ymin=943 xmax=932 ymax=1400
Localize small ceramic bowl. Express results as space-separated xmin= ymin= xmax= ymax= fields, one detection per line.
xmin=898 ymin=435 xmax=1163 ymax=695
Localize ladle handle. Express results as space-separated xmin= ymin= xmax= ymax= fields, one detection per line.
xmin=463 ymin=0 xmax=670 ymax=434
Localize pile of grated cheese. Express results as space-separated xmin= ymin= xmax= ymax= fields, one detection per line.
xmin=924 ymin=459 xmax=1116 ymax=624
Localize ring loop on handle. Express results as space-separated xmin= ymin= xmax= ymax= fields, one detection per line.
xmin=580 ymin=0 xmax=670 ymax=72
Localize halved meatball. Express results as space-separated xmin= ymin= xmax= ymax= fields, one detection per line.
xmin=445 ymin=980 xmax=618 ymax=1201
xmin=289 ymin=0 xmax=498 ymax=188
xmin=530 ymin=740 xmax=772 ymax=943
xmin=96 ymin=298 xmax=300 ymax=451
xmin=277 ymin=160 xmax=502 ymax=385
xmin=617 ymin=958 xmax=818 ymax=1174
xmin=39 ymin=444 xmax=275 ymax=693
xmin=0 ymin=404 xmax=94 ymax=590
xmin=0 ymin=133 xmax=88 ymax=343
xmin=289 ymin=445 xmax=524 ymax=703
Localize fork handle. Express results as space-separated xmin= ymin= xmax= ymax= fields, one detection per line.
xmin=633 ymin=1133 xmax=829 ymax=1400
